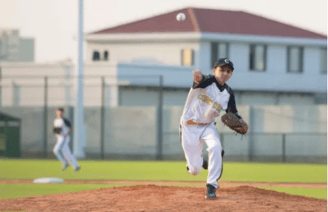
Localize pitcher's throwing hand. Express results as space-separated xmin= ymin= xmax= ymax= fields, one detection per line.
xmin=192 ymin=69 xmax=203 ymax=83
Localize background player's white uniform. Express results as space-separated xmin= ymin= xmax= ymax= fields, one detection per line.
xmin=180 ymin=74 xmax=242 ymax=189
xmin=53 ymin=118 xmax=80 ymax=170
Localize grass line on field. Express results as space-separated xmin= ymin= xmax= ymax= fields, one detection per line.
xmin=0 ymin=160 xmax=326 ymax=183
xmin=0 ymin=179 xmax=326 ymax=188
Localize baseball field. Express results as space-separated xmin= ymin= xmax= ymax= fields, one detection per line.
xmin=0 ymin=159 xmax=326 ymax=211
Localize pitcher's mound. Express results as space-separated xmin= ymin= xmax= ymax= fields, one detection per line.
xmin=0 ymin=185 xmax=326 ymax=212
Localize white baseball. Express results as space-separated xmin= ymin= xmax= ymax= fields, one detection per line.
xmin=176 ymin=13 xmax=186 ymax=21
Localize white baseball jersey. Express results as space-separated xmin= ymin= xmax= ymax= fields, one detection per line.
xmin=180 ymin=74 xmax=242 ymax=126
xmin=54 ymin=118 xmax=71 ymax=136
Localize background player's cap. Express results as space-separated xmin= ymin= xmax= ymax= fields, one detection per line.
xmin=214 ymin=58 xmax=234 ymax=71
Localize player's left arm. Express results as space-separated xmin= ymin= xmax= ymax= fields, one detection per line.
xmin=225 ymin=90 xmax=249 ymax=132
xmin=63 ymin=118 xmax=72 ymax=136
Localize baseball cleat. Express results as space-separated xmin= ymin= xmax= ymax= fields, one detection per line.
xmin=62 ymin=163 xmax=69 ymax=171
xmin=74 ymin=166 xmax=81 ymax=171
xmin=202 ymin=160 xmax=208 ymax=170
xmin=205 ymin=184 xmax=217 ymax=199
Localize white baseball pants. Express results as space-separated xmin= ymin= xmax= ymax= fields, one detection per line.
xmin=180 ymin=122 xmax=223 ymax=188
xmin=53 ymin=135 xmax=79 ymax=169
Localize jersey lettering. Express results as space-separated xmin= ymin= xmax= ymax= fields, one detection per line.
xmin=212 ymin=102 xmax=222 ymax=113
xmin=198 ymin=93 xmax=212 ymax=104
xmin=197 ymin=93 xmax=223 ymax=113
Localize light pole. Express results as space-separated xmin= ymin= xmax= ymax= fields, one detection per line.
xmin=0 ymin=67 xmax=2 ymax=107
xmin=0 ymin=54 xmax=8 ymax=107
xmin=73 ymin=0 xmax=86 ymax=158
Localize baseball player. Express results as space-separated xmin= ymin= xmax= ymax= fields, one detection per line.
xmin=53 ymin=108 xmax=81 ymax=171
xmin=180 ymin=58 xmax=248 ymax=199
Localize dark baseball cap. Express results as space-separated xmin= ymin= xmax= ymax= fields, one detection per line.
xmin=214 ymin=58 xmax=234 ymax=71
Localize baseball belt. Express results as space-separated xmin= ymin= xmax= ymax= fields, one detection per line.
xmin=186 ymin=120 xmax=207 ymax=126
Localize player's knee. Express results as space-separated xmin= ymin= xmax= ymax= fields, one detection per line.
xmin=188 ymin=163 xmax=202 ymax=175
xmin=53 ymin=148 xmax=59 ymax=155
xmin=189 ymin=167 xmax=201 ymax=175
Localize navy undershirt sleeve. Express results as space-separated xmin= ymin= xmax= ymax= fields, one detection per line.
xmin=225 ymin=90 xmax=242 ymax=119
xmin=63 ymin=118 xmax=72 ymax=128
xmin=192 ymin=75 xmax=215 ymax=89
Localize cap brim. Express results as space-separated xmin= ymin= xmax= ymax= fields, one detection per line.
xmin=218 ymin=63 xmax=234 ymax=71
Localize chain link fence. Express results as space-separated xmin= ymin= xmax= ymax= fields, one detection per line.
xmin=0 ymin=75 xmax=326 ymax=163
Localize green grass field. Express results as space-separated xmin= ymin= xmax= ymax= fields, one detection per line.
xmin=0 ymin=159 xmax=326 ymax=199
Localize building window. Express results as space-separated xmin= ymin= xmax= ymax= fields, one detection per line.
xmin=104 ymin=51 xmax=109 ymax=61
xmin=320 ymin=48 xmax=327 ymax=74
xmin=218 ymin=43 xmax=229 ymax=59
xmin=211 ymin=42 xmax=229 ymax=68
xmin=287 ymin=46 xmax=303 ymax=73
xmin=249 ymin=44 xmax=266 ymax=71
xmin=92 ymin=51 xmax=100 ymax=61
xmin=181 ymin=48 xmax=194 ymax=66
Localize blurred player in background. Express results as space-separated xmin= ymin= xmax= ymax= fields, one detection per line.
xmin=180 ymin=58 xmax=248 ymax=199
xmin=53 ymin=108 xmax=81 ymax=171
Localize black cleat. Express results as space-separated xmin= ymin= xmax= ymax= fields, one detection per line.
xmin=205 ymin=184 xmax=217 ymax=199
xmin=62 ymin=163 xmax=69 ymax=171
xmin=74 ymin=166 xmax=81 ymax=172
xmin=202 ymin=160 xmax=208 ymax=170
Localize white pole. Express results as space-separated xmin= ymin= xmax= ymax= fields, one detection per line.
xmin=74 ymin=0 xmax=86 ymax=158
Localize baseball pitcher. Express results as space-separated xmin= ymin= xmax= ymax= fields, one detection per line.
xmin=53 ymin=108 xmax=81 ymax=171
xmin=180 ymin=58 xmax=248 ymax=199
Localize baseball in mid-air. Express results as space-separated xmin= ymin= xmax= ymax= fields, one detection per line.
xmin=176 ymin=13 xmax=186 ymax=21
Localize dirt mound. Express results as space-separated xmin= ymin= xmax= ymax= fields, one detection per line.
xmin=0 ymin=185 xmax=326 ymax=212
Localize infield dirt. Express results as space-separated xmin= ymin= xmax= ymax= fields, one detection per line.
xmin=0 ymin=185 xmax=326 ymax=212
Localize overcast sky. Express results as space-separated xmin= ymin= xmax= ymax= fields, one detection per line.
xmin=1 ymin=0 xmax=327 ymax=63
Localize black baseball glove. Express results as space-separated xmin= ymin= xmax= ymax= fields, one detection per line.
xmin=53 ymin=127 xmax=62 ymax=134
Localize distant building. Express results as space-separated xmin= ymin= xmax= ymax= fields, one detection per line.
xmin=0 ymin=29 xmax=34 ymax=62
xmin=0 ymin=61 xmax=122 ymax=107
xmin=0 ymin=8 xmax=326 ymax=107
xmin=85 ymin=7 xmax=327 ymax=106
xmin=0 ymin=60 xmax=73 ymax=107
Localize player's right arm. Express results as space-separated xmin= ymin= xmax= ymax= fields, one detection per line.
xmin=192 ymin=69 xmax=204 ymax=84
xmin=192 ymin=70 xmax=215 ymax=89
